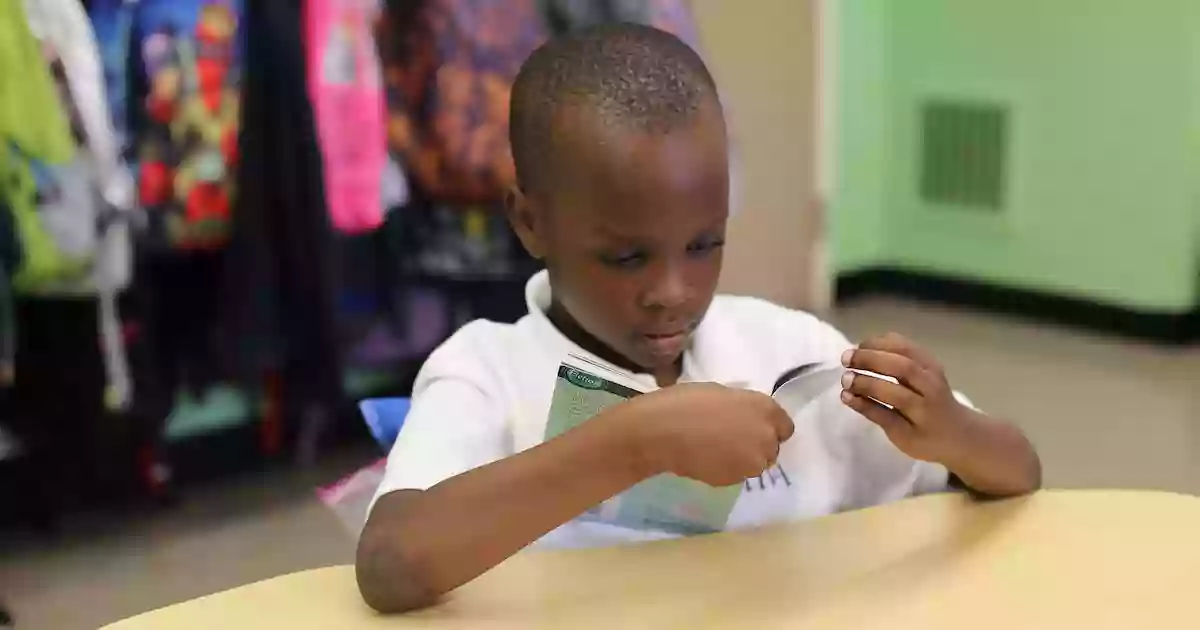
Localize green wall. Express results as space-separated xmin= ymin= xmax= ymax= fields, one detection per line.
xmin=834 ymin=0 xmax=1199 ymax=313
xmin=831 ymin=0 xmax=892 ymax=271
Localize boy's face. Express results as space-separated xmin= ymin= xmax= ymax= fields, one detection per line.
xmin=510 ymin=102 xmax=729 ymax=375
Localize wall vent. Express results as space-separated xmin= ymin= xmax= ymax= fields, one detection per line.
xmin=919 ymin=100 xmax=1010 ymax=210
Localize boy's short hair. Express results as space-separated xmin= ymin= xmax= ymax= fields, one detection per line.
xmin=510 ymin=23 xmax=720 ymax=196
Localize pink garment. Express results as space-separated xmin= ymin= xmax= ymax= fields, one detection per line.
xmin=304 ymin=0 xmax=386 ymax=233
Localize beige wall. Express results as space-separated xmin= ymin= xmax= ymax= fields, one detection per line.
xmin=691 ymin=0 xmax=826 ymax=311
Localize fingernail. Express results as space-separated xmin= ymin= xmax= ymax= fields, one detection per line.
xmin=841 ymin=372 xmax=855 ymax=389
xmin=840 ymin=390 xmax=853 ymax=403
xmin=841 ymin=349 xmax=853 ymax=367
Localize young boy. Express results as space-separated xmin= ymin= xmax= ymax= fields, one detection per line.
xmin=356 ymin=24 xmax=1041 ymax=613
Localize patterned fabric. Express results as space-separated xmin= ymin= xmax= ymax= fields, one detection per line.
xmin=376 ymin=0 xmax=547 ymax=204
xmin=131 ymin=0 xmax=243 ymax=251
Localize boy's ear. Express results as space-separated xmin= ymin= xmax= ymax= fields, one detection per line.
xmin=505 ymin=185 xmax=545 ymax=260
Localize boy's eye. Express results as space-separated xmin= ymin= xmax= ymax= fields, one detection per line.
xmin=687 ymin=238 xmax=725 ymax=256
xmin=600 ymin=250 xmax=648 ymax=270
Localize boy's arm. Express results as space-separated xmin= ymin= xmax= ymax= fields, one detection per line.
xmin=356 ymin=410 xmax=647 ymax=614
xmin=941 ymin=409 xmax=1041 ymax=498
xmin=356 ymin=380 xmax=793 ymax=614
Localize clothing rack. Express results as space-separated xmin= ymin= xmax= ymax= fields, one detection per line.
xmin=0 ymin=0 xmax=696 ymax=528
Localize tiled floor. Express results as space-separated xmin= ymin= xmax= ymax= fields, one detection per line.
xmin=1 ymin=298 xmax=1197 ymax=629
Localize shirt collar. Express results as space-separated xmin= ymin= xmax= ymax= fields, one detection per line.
xmin=524 ymin=270 xmax=748 ymax=391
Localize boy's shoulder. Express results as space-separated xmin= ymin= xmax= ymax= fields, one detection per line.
xmin=423 ymin=318 xmax=524 ymax=367
xmin=407 ymin=318 xmax=529 ymax=405
xmin=417 ymin=314 xmax=557 ymax=381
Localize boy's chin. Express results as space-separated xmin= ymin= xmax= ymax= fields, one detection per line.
xmin=630 ymin=333 xmax=690 ymax=369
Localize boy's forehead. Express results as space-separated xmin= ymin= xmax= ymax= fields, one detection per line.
xmin=543 ymin=108 xmax=729 ymax=236
xmin=548 ymin=102 xmax=727 ymax=195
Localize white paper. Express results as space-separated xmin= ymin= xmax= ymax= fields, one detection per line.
xmin=771 ymin=364 xmax=845 ymax=417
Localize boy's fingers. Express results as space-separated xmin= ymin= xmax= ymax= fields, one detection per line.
xmin=764 ymin=438 xmax=782 ymax=468
xmin=841 ymin=391 xmax=912 ymax=438
xmin=856 ymin=333 xmax=942 ymax=372
xmin=842 ymin=372 xmax=923 ymax=420
xmin=841 ymin=348 xmax=937 ymax=395
xmin=771 ymin=407 xmax=796 ymax=442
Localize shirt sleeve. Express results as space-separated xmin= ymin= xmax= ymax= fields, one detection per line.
xmin=368 ymin=325 xmax=509 ymax=512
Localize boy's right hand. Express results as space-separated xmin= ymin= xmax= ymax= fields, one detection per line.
xmin=615 ymin=383 xmax=794 ymax=487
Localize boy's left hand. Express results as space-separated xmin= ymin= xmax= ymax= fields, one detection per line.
xmin=838 ymin=332 xmax=976 ymax=465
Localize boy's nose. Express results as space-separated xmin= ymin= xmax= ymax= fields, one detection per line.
xmin=641 ymin=265 xmax=691 ymax=312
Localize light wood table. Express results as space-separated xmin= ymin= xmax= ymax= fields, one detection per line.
xmin=104 ymin=490 xmax=1200 ymax=629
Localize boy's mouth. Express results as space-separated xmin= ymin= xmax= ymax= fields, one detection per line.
xmin=640 ymin=328 xmax=692 ymax=358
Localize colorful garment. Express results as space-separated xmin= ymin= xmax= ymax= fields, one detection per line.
xmin=27 ymin=0 xmax=136 ymax=215
xmin=376 ymin=0 xmax=547 ymax=204
xmin=21 ymin=0 xmax=136 ymax=294
xmin=131 ymin=0 xmax=243 ymax=251
xmin=20 ymin=0 xmax=137 ymax=408
xmin=0 ymin=0 xmax=75 ymax=290
xmin=304 ymin=0 xmax=387 ymax=234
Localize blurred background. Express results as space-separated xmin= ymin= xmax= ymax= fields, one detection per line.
xmin=0 ymin=0 xmax=1196 ymax=628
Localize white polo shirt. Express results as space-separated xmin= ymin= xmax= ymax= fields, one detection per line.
xmin=371 ymin=271 xmax=949 ymax=549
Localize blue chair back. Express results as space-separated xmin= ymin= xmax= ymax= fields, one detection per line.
xmin=358 ymin=398 xmax=412 ymax=451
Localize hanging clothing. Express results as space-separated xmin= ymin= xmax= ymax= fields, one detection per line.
xmin=110 ymin=247 xmax=234 ymax=503
xmin=118 ymin=0 xmax=248 ymax=449
xmin=128 ymin=0 xmax=244 ymax=252
xmin=126 ymin=251 xmax=228 ymax=422
xmin=21 ymin=0 xmax=137 ymax=292
xmin=0 ymin=0 xmax=76 ymax=290
xmin=228 ymin=0 xmax=344 ymax=411
xmin=373 ymin=0 xmax=547 ymax=343
xmin=20 ymin=0 xmax=136 ymax=408
xmin=395 ymin=202 xmax=529 ymax=280
xmin=16 ymin=0 xmax=125 ymax=295
xmin=304 ymin=0 xmax=388 ymax=234
xmin=0 ymin=198 xmax=22 ymax=382
xmin=0 ymin=0 xmax=74 ymax=170
xmin=24 ymin=0 xmax=137 ymax=217
xmin=9 ymin=296 xmax=110 ymax=511
xmin=376 ymin=0 xmax=547 ymax=204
